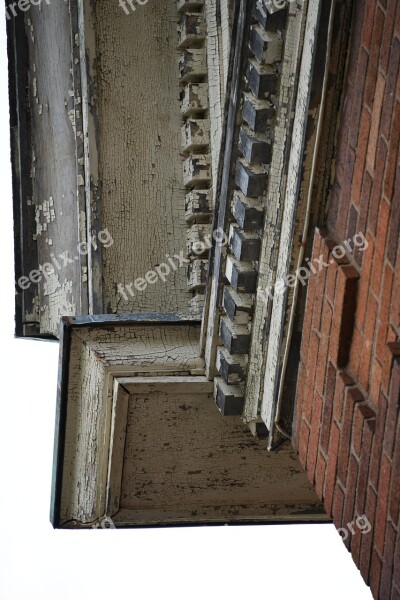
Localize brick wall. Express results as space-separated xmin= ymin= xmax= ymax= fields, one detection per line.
xmin=293 ymin=0 xmax=400 ymax=598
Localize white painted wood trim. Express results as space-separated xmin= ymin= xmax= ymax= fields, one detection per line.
xmin=260 ymin=0 xmax=322 ymax=438
xmin=243 ymin=1 xmax=307 ymax=426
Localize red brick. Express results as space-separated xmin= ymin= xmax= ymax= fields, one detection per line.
xmin=382 ymin=328 xmax=398 ymax=395
xmin=315 ymin=450 xmax=326 ymax=501
xmin=362 ymin=0 xmax=377 ymax=48
xmin=387 ymin=163 xmax=400 ymax=266
xmin=337 ymin=149 xmax=356 ymax=238
xmin=347 ymin=204 xmax=359 ymax=243
xmin=394 ymin=529 xmax=400 ymax=590
xmin=353 ymin=418 xmax=376 ymax=564
xmin=352 ymin=109 xmax=372 ymax=204
xmin=366 ymin=73 xmax=386 ymax=174
xmin=371 ymin=198 xmax=391 ymax=296
xmin=379 ymin=0 xmax=398 ymax=73
xmin=380 ymin=521 xmax=397 ymax=599
xmin=333 ymin=371 xmax=355 ymax=425
xmin=364 ymin=7 xmax=385 ymax=110
xmin=367 ymin=137 xmax=388 ymax=238
xmin=360 ymin=485 xmax=378 ymax=582
xmin=375 ymin=452 xmax=392 ymax=555
xmin=381 ymin=37 xmax=400 ymax=141
xmin=293 ymin=362 xmax=306 ymax=450
xmin=315 ymin=301 xmax=333 ymax=394
xmin=311 ymin=244 xmax=330 ymax=334
xmin=370 ymin=549 xmax=383 ymax=596
xmin=355 ymin=232 xmax=374 ymax=329
xmin=306 ymin=392 xmax=324 ymax=482
xmin=343 ymin=453 xmax=360 ymax=550
xmin=303 ymin=331 xmax=320 ymax=423
xmin=376 ymin=264 xmax=395 ymax=364
xmin=337 ymin=387 xmax=365 ymax=485
xmin=320 ymin=361 xmax=337 ymax=453
xmin=348 ymin=51 xmax=369 ymax=151
xmin=325 ymin=260 xmax=337 ymax=307
xmin=359 ymin=293 xmax=379 ymax=390
xmin=384 ymin=357 xmax=400 ymax=458
xmin=369 ymin=392 xmax=388 ymax=487
xmin=331 ymin=265 xmax=360 ymax=369
xmin=393 ymin=585 xmax=400 ymax=600
xmin=370 ymin=358 xmax=383 ymax=405
xmin=324 ymin=420 xmax=341 ymax=516
xmin=389 ymin=419 xmax=400 ymax=524
xmin=349 ymin=326 xmax=364 ymax=378
xmin=353 ymin=402 xmax=376 ymax=457
xmin=396 ymin=0 xmax=400 ymax=38
xmin=356 ymin=173 xmax=373 ymax=257
xmin=332 ymin=482 xmax=345 ymax=529
xmin=384 ymin=100 xmax=400 ymax=201
xmin=298 ymin=418 xmax=310 ymax=469
xmin=390 ymin=244 xmax=400 ymax=328
xmin=300 ymin=229 xmax=323 ymax=362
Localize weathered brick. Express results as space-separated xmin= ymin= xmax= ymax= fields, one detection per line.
xmin=320 ymin=361 xmax=337 ymax=453
xmin=384 ymin=357 xmax=400 ymax=458
xmin=369 ymin=392 xmax=388 ymax=488
xmin=389 ymin=419 xmax=400 ymax=524
xmin=364 ymin=7 xmax=385 ymax=109
xmin=298 ymin=418 xmax=310 ymax=469
xmin=347 ymin=204 xmax=359 ymax=243
xmin=370 ymin=549 xmax=383 ymax=596
xmin=375 ymin=452 xmax=392 ymax=556
xmin=362 ymin=0 xmax=377 ymax=48
xmin=332 ymin=482 xmax=345 ymax=529
xmin=352 ymin=109 xmax=371 ymax=202
xmin=330 ymin=265 xmax=360 ymax=369
xmin=376 ymin=264 xmax=395 ymax=365
xmin=352 ymin=402 xmax=376 ymax=458
xmin=355 ymin=232 xmax=374 ymax=329
xmin=353 ymin=417 xmax=376 ymax=563
xmin=356 ymin=172 xmax=373 ymax=253
xmin=366 ymin=72 xmax=386 ymax=174
xmin=343 ymin=453 xmax=360 ymax=550
xmin=383 ymin=100 xmax=400 ymax=201
xmin=306 ymin=392 xmax=324 ymax=482
xmin=381 ymin=37 xmax=400 ymax=141
xmin=349 ymin=326 xmax=364 ymax=377
xmin=311 ymin=244 xmax=330 ymax=334
xmin=303 ymin=330 xmax=320 ymax=420
xmin=333 ymin=370 xmax=355 ymax=425
xmin=300 ymin=229 xmax=323 ymax=362
xmin=360 ymin=485 xmax=377 ymax=582
xmin=394 ymin=528 xmax=400 ymax=590
xmin=387 ymin=163 xmax=400 ymax=266
xmin=369 ymin=358 xmax=383 ymax=405
xmin=316 ymin=302 xmax=333 ymax=394
xmin=315 ymin=450 xmax=326 ymax=501
xmin=371 ymin=198 xmax=390 ymax=296
xmin=382 ymin=328 xmax=398 ymax=395
xmin=358 ymin=292 xmax=378 ymax=390
xmin=293 ymin=362 xmax=306 ymax=450
xmin=338 ymin=387 xmax=365 ymax=485
xmin=325 ymin=259 xmax=338 ymax=307
xmin=324 ymin=420 xmax=341 ymax=515
xmin=380 ymin=521 xmax=397 ymax=599
xmin=390 ymin=243 xmax=400 ymax=328
xmin=348 ymin=51 xmax=369 ymax=151
xmin=379 ymin=0 xmax=397 ymax=73
xmin=367 ymin=137 xmax=388 ymax=238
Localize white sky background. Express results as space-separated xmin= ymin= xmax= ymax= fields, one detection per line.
xmin=0 ymin=7 xmax=373 ymax=600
